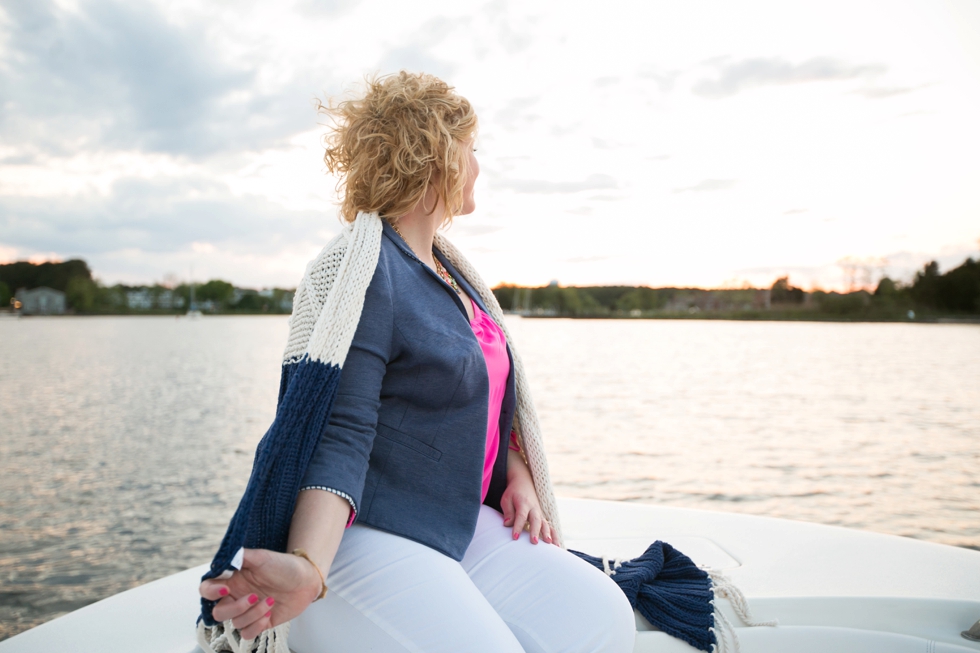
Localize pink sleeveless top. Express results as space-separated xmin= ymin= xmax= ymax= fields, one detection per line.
xmin=469 ymin=302 xmax=510 ymax=502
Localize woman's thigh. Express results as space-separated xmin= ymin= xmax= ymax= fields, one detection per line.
xmin=462 ymin=506 xmax=636 ymax=653
xmin=289 ymin=521 xmax=525 ymax=653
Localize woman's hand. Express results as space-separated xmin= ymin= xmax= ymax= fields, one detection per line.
xmin=199 ymin=490 xmax=349 ymax=640
xmin=199 ymin=548 xmax=323 ymax=640
xmin=500 ymin=448 xmax=557 ymax=545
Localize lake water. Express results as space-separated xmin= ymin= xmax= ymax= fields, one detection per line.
xmin=1 ymin=316 xmax=978 ymax=639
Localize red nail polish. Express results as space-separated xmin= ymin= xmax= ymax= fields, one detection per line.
xmin=266 ymin=597 xmax=275 ymax=606
xmin=513 ymin=532 xmax=519 ymax=540
xmin=265 ymin=610 xmax=272 ymax=618
xmin=532 ymin=536 xmax=538 ymax=544
xmin=248 ymin=594 xmax=258 ymax=605
xmin=218 ymin=587 xmax=228 ymax=597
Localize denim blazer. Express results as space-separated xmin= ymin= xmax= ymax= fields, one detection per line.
xmin=300 ymin=221 xmax=517 ymax=560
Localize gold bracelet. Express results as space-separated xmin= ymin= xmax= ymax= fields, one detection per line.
xmin=292 ymin=548 xmax=329 ymax=601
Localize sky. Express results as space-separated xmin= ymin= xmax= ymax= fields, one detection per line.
xmin=1 ymin=0 xmax=978 ymax=291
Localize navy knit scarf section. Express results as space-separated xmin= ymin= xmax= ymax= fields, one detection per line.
xmin=570 ymin=542 xmax=716 ymax=652
xmin=199 ymin=356 xmax=342 ymax=627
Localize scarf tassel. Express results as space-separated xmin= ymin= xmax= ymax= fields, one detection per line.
xmin=571 ymin=542 xmax=777 ymax=653
xmin=197 ymin=621 xmax=291 ymax=653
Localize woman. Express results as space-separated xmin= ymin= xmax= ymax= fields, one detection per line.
xmin=198 ymin=71 xmax=635 ymax=653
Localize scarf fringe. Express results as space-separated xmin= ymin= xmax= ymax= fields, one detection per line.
xmin=197 ymin=620 xmax=291 ymax=653
xmin=707 ymin=568 xmax=778 ymax=653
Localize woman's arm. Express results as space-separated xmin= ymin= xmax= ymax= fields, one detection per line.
xmin=199 ymin=263 xmax=395 ymax=638
xmin=287 ymin=488 xmax=350 ymax=567
xmin=199 ymin=490 xmax=350 ymax=639
xmin=499 ymin=447 xmax=558 ymax=546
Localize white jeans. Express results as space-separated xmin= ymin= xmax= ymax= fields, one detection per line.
xmin=289 ymin=505 xmax=636 ymax=653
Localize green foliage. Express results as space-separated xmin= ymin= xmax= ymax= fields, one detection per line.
xmin=97 ymin=285 xmax=127 ymax=310
xmin=234 ymin=293 xmax=269 ymax=312
xmin=0 ymin=281 xmax=10 ymax=307
xmin=66 ymin=277 xmax=97 ymax=312
xmin=909 ymin=258 xmax=979 ymax=313
xmin=0 ymin=259 xmax=93 ymax=294
xmin=812 ymin=291 xmax=870 ymax=316
xmin=196 ymin=279 xmax=235 ymax=306
xmin=771 ymin=277 xmax=805 ymax=304
xmin=874 ymin=277 xmax=899 ymax=297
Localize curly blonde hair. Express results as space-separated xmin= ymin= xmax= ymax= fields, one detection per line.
xmin=320 ymin=71 xmax=478 ymax=224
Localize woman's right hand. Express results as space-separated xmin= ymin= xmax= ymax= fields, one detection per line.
xmin=199 ymin=548 xmax=323 ymax=640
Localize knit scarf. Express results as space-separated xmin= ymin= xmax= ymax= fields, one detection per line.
xmin=195 ymin=212 xmax=774 ymax=653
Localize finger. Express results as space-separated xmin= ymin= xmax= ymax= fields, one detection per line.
xmin=199 ymin=579 xmax=232 ymax=601
xmin=528 ymin=510 xmax=543 ymax=545
xmin=231 ymin=594 xmax=274 ymax=632
xmin=213 ymin=591 xmax=260 ymax=623
xmin=501 ymin=493 xmax=516 ymax=527
xmin=239 ymin=605 xmax=274 ymax=640
xmin=540 ymin=521 xmax=553 ymax=544
xmin=512 ymin=504 xmax=530 ymax=541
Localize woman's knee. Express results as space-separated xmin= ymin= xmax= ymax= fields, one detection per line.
xmin=581 ymin=569 xmax=637 ymax=653
xmin=484 ymin=547 xmax=636 ymax=653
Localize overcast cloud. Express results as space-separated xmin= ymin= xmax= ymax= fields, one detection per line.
xmin=0 ymin=0 xmax=317 ymax=158
xmin=1 ymin=0 xmax=978 ymax=289
xmin=692 ymin=57 xmax=889 ymax=99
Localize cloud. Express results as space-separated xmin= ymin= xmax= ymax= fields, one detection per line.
xmin=446 ymin=223 xmax=503 ymax=238
xmin=638 ymin=66 xmax=680 ymax=93
xmin=294 ymin=0 xmax=359 ymax=17
xmin=0 ymin=175 xmax=332 ymax=260
xmin=593 ymin=76 xmax=620 ymax=88
xmin=494 ymin=96 xmax=541 ymax=130
xmin=674 ymin=179 xmax=737 ymax=193
xmin=898 ymin=110 xmax=935 ymax=118
xmin=850 ymin=85 xmax=925 ymax=99
xmin=783 ymin=208 xmax=808 ymax=215
xmin=377 ymin=16 xmax=467 ymax=78
xmin=692 ymin=57 xmax=886 ymax=99
xmin=377 ymin=45 xmax=455 ymax=78
xmin=0 ymin=0 xmax=317 ymax=158
xmin=563 ymin=255 xmax=611 ymax=263
xmin=494 ymin=173 xmax=618 ymax=194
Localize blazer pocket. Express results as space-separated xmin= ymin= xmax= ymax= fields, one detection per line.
xmin=375 ymin=423 xmax=443 ymax=461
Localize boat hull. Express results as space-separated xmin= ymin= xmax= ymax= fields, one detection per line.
xmin=2 ymin=498 xmax=978 ymax=652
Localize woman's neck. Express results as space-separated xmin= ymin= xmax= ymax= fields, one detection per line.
xmin=393 ymin=193 xmax=447 ymax=267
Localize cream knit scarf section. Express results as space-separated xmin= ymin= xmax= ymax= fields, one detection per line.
xmin=198 ymin=211 xmax=561 ymax=653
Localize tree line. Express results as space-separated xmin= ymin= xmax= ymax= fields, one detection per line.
xmin=0 ymin=259 xmax=294 ymax=314
xmin=3 ymin=255 xmax=977 ymax=319
xmin=491 ymin=256 xmax=980 ymax=320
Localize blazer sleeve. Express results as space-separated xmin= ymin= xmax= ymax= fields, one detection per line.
xmin=299 ymin=259 xmax=394 ymax=515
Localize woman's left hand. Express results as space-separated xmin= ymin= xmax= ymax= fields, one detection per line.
xmin=500 ymin=449 xmax=557 ymax=545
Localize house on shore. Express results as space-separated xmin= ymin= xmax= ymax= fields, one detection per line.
xmin=15 ymin=286 xmax=66 ymax=315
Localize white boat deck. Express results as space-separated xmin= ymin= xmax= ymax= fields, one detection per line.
xmin=3 ymin=497 xmax=978 ymax=652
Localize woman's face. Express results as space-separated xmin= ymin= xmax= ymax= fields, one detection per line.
xmin=459 ymin=140 xmax=479 ymax=216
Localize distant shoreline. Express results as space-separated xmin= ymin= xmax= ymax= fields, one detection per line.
xmin=515 ymin=314 xmax=980 ymax=324
xmin=5 ymin=311 xmax=978 ymax=325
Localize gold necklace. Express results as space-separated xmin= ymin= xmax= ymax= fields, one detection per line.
xmin=434 ymin=258 xmax=462 ymax=295
xmin=391 ymin=221 xmax=462 ymax=295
